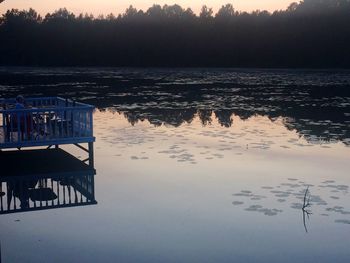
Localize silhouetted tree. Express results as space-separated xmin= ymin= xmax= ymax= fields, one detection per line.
xmin=216 ymin=4 xmax=237 ymax=19
xmin=1 ymin=8 xmax=41 ymax=25
xmin=44 ymin=8 xmax=75 ymax=22
xmin=199 ymin=5 xmax=213 ymax=20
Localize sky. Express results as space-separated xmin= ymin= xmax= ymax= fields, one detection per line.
xmin=0 ymin=0 xmax=296 ymax=16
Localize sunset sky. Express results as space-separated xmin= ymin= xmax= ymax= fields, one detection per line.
xmin=0 ymin=0 xmax=295 ymax=16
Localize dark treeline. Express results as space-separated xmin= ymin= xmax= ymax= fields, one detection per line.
xmin=1 ymin=0 xmax=350 ymax=67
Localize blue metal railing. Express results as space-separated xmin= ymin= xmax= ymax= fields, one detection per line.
xmin=0 ymin=97 xmax=95 ymax=148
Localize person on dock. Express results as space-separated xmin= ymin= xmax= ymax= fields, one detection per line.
xmin=8 ymin=95 xmax=32 ymax=140
xmin=15 ymin=95 xmax=26 ymax=109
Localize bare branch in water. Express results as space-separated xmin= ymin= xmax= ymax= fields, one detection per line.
xmin=302 ymin=187 xmax=312 ymax=233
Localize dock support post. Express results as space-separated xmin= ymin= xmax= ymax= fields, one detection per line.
xmin=88 ymin=142 xmax=94 ymax=168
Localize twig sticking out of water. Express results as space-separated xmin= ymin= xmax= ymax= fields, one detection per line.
xmin=302 ymin=187 xmax=312 ymax=233
xmin=302 ymin=187 xmax=311 ymax=211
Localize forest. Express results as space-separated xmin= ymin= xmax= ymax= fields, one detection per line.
xmin=1 ymin=0 xmax=350 ymax=67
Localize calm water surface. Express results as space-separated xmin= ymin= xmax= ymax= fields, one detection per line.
xmin=0 ymin=68 xmax=350 ymax=262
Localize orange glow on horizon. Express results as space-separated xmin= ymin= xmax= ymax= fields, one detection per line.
xmin=1 ymin=0 xmax=295 ymax=16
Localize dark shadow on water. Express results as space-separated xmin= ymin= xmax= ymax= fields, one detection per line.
xmin=0 ymin=149 xmax=97 ymax=214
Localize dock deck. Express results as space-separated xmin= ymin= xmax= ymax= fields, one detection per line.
xmin=0 ymin=97 xmax=95 ymax=149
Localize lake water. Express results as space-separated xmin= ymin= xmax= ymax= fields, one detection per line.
xmin=0 ymin=68 xmax=350 ymax=262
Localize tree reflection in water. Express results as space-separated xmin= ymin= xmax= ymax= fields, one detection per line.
xmin=1 ymin=68 xmax=349 ymax=146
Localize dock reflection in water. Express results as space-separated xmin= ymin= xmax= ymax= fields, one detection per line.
xmin=0 ymin=149 xmax=97 ymax=214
